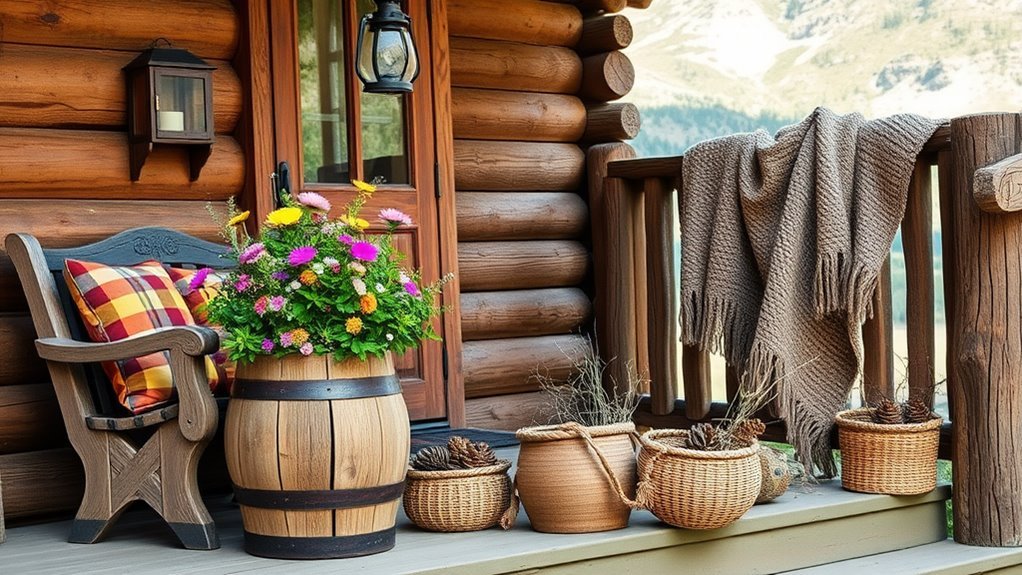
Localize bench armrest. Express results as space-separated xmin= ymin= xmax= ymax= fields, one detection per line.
xmin=36 ymin=326 xmax=221 ymax=442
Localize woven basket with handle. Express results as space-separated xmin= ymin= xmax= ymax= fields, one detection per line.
xmin=636 ymin=429 xmax=761 ymax=530
xmin=835 ymin=408 xmax=942 ymax=495
xmin=403 ymin=460 xmax=512 ymax=532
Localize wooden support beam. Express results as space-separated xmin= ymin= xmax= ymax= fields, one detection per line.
xmin=463 ymin=334 xmax=589 ymax=398
xmin=973 ymin=152 xmax=1022 ymax=213
xmin=465 ymin=391 xmax=556 ymax=431
xmin=0 ymin=448 xmax=84 ymax=520
xmin=448 ymin=0 xmax=583 ymax=47
xmin=454 ymin=140 xmax=585 ymax=191
xmin=584 ymin=102 xmax=641 ymax=143
xmin=861 ymin=257 xmax=895 ymax=405
xmin=626 ymin=0 xmax=654 ymax=8
xmin=461 ymin=288 xmax=592 ymax=340
xmin=0 ymin=384 xmax=66 ymax=455
xmin=949 ymin=113 xmax=1022 ymax=547
xmin=579 ymin=51 xmax=635 ymax=101
xmin=451 ymin=88 xmax=586 ymax=142
xmin=903 ymin=160 xmax=936 ymax=407
xmin=548 ymin=0 xmax=628 ymax=14
xmin=937 ymin=149 xmax=956 ymax=417
xmin=457 ymin=241 xmax=589 ymax=292
xmin=577 ymin=15 xmax=633 ymax=55
xmin=643 ymin=177 xmax=679 ymax=415
xmin=449 ymin=37 xmax=582 ymax=94
xmin=456 ymin=192 xmax=588 ymax=242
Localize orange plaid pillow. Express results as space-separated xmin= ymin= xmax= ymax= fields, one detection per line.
xmin=166 ymin=266 xmax=235 ymax=395
xmin=64 ymin=259 xmax=222 ymax=414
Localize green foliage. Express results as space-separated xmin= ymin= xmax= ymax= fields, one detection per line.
xmin=205 ymin=184 xmax=450 ymax=364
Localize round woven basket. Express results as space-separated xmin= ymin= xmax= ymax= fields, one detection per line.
xmin=835 ymin=408 xmax=943 ymax=495
xmin=403 ymin=460 xmax=512 ymax=532
xmin=637 ymin=429 xmax=761 ymax=530
xmin=513 ymin=422 xmax=638 ymax=533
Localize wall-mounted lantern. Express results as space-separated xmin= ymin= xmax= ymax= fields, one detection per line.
xmin=124 ymin=43 xmax=215 ymax=181
xmin=355 ymin=1 xmax=420 ymax=93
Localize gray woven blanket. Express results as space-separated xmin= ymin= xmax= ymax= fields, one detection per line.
xmin=680 ymin=107 xmax=941 ymax=476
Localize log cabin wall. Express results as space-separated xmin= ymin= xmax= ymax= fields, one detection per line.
xmin=451 ymin=0 xmax=642 ymax=430
xmin=0 ymin=0 xmax=245 ymax=523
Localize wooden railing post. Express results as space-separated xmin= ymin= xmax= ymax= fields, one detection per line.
xmin=949 ymin=113 xmax=1022 ymax=546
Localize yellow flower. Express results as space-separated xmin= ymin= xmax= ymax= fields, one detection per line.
xmin=266 ymin=207 xmax=302 ymax=226
xmin=290 ymin=328 xmax=310 ymax=346
xmin=227 ymin=210 xmax=250 ymax=226
xmin=341 ymin=214 xmax=371 ymax=231
xmin=360 ymin=293 xmax=377 ymax=314
xmin=299 ymin=269 xmax=318 ymax=286
xmin=352 ymin=179 xmax=376 ymax=194
xmin=345 ymin=317 xmax=363 ymax=335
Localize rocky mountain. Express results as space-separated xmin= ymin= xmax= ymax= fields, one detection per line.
xmin=622 ymin=0 xmax=1022 ymax=155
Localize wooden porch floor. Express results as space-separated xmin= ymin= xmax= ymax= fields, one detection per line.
xmin=1 ymin=447 xmax=954 ymax=575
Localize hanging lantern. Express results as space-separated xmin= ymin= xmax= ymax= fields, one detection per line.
xmin=355 ymin=1 xmax=420 ymax=94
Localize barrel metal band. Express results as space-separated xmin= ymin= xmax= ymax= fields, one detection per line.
xmin=244 ymin=527 xmax=396 ymax=559
xmin=232 ymin=481 xmax=405 ymax=510
xmin=231 ymin=374 xmax=401 ymax=400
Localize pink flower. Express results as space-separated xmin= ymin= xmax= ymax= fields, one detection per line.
xmin=288 ymin=246 xmax=317 ymax=266
xmin=338 ymin=234 xmax=354 ymax=245
xmin=188 ymin=268 xmax=213 ymax=292
xmin=350 ymin=241 xmax=378 ymax=262
xmin=239 ymin=243 xmax=266 ymax=264
xmin=297 ymin=192 xmax=332 ymax=212
xmin=299 ymin=342 xmax=314 ymax=356
xmin=279 ymin=331 xmax=294 ymax=347
xmin=254 ymin=295 xmax=269 ymax=316
xmin=379 ymin=208 xmax=412 ymax=226
xmin=312 ymin=212 xmax=327 ymax=223
xmin=261 ymin=339 xmax=275 ymax=352
xmin=403 ymin=281 xmax=421 ymax=297
xmin=234 ymin=274 xmax=251 ymax=292
xmin=269 ymin=295 xmax=286 ymax=311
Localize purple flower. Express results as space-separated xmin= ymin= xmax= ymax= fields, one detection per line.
xmin=271 ymin=271 xmax=290 ymax=281
xmin=234 ymin=274 xmax=251 ymax=292
xmin=279 ymin=332 xmax=294 ymax=347
xmin=269 ymin=295 xmax=286 ymax=312
xmin=188 ymin=267 xmax=213 ymax=292
xmin=299 ymin=342 xmax=314 ymax=356
xmin=379 ymin=208 xmax=413 ymax=226
xmin=261 ymin=339 xmax=275 ymax=352
xmin=403 ymin=281 xmax=421 ymax=297
xmin=350 ymin=241 xmax=379 ymax=262
xmin=338 ymin=234 xmax=354 ymax=245
xmin=239 ymin=243 xmax=266 ymax=265
xmin=297 ymin=192 xmax=332 ymax=212
xmin=288 ymin=246 xmax=317 ymax=266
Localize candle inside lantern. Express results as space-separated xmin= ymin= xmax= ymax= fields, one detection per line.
xmin=158 ymin=110 xmax=185 ymax=132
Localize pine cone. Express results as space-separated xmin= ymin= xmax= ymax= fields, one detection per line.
xmin=411 ymin=445 xmax=452 ymax=471
xmin=730 ymin=418 xmax=766 ymax=446
xmin=686 ymin=423 xmax=720 ymax=451
xmin=872 ymin=397 xmax=904 ymax=425
xmin=904 ymin=398 xmax=933 ymax=424
xmin=448 ymin=436 xmax=499 ymax=468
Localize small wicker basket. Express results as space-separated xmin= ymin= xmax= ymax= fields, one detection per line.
xmin=636 ymin=429 xmax=761 ymax=530
xmin=835 ymin=408 xmax=943 ymax=495
xmin=403 ymin=460 xmax=512 ymax=532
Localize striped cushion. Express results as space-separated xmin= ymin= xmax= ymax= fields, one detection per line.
xmin=166 ymin=266 xmax=235 ymax=395
xmin=64 ymin=259 xmax=221 ymax=414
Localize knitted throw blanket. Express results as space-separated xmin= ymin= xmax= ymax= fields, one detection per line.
xmin=680 ymin=108 xmax=941 ymax=476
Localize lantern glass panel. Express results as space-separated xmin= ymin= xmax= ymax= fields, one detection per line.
xmin=373 ymin=29 xmax=408 ymax=79
xmin=157 ymin=74 xmax=207 ymax=134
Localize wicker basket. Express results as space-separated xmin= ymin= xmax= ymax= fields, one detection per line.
xmin=403 ymin=460 xmax=512 ymax=532
xmin=835 ymin=408 xmax=943 ymax=495
xmin=512 ymin=422 xmax=638 ymax=533
xmin=636 ymin=429 xmax=761 ymax=530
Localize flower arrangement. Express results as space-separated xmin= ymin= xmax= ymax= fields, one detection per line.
xmin=205 ymin=180 xmax=450 ymax=363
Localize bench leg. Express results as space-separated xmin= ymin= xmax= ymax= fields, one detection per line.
xmin=67 ymin=434 xmax=133 ymax=544
xmin=159 ymin=424 xmax=220 ymax=550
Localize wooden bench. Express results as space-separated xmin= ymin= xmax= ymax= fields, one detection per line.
xmin=5 ymin=227 xmax=229 ymax=550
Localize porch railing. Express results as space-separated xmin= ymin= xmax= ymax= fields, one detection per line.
xmin=589 ymin=113 xmax=1022 ymax=546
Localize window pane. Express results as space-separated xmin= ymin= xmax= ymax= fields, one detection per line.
xmin=359 ymin=0 xmax=409 ymax=185
xmin=297 ymin=0 xmax=349 ymax=184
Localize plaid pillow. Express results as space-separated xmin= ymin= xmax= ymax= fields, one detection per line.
xmin=64 ymin=259 xmax=222 ymax=414
xmin=166 ymin=266 xmax=235 ymax=395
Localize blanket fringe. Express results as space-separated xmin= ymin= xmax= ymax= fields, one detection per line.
xmin=681 ymin=288 xmax=755 ymax=368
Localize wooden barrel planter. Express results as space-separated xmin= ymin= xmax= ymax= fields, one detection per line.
xmin=224 ymin=353 xmax=410 ymax=559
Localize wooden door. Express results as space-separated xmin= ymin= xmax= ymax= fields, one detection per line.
xmin=267 ymin=0 xmax=456 ymax=422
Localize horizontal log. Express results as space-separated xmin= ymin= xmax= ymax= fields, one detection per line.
xmin=578 ymin=14 xmax=633 ymax=55
xmin=461 ymin=288 xmax=592 ymax=340
xmin=448 ymin=0 xmax=582 ymax=47
xmin=627 ymin=0 xmax=653 ymax=7
xmin=451 ymin=88 xmax=586 ymax=142
xmin=580 ymin=51 xmax=635 ymax=101
xmin=0 ymin=200 xmax=228 ymax=312
xmin=450 ymin=37 xmax=582 ymax=94
xmin=463 ymin=334 xmax=589 ymax=398
xmin=456 ymin=191 xmax=588 ymax=241
xmin=0 ymin=384 xmax=66 ymax=455
xmin=1 ymin=448 xmax=84 ymax=520
xmin=0 ymin=44 xmax=241 ymax=133
xmin=0 ymin=128 xmax=244 ymax=200
xmin=0 ymin=314 xmax=48 ymax=384
xmin=584 ymin=102 xmax=641 ymax=143
xmin=973 ymin=152 xmax=1022 ymax=213
xmin=1 ymin=0 xmax=239 ymax=59
xmin=454 ymin=140 xmax=585 ymax=191
xmin=465 ymin=391 xmax=556 ymax=431
xmin=458 ymin=241 xmax=589 ymax=292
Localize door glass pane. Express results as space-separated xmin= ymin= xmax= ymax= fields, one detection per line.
xmin=359 ymin=0 xmax=410 ymax=185
xmin=297 ymin=0 xmax=349 ymax=184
